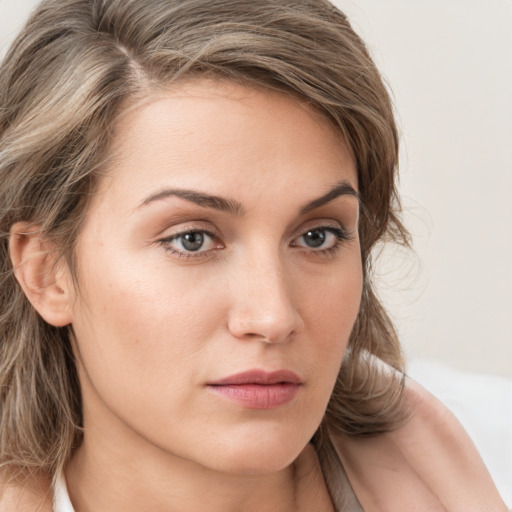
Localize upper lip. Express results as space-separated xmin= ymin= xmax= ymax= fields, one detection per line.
xmin=208 ymin=369 xmax=302 ymax=386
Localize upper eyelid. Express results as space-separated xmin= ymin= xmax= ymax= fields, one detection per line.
xmin=157 ymin=218 xmax=350 ymax=240
xmin=157 ymin=222 xmax=220 ymax=240
xmin=165 ymin=227 xmax=217 ymax=239
xmin=291 ymin=219 xmax=347 ymax=237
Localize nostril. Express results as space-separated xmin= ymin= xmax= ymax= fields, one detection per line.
xmin=227 ymin=313 xmax=299 ymax=344
xmin=241 ymin=332 xmax=272 ymax=343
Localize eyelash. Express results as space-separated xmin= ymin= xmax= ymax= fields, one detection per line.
xmin=292 ymin=226 xmax=350 ymax=259
xmin=158 ymin=224 xmax=352 ymax=260
xmin=158 ymin=228 xmax=221 ymax=259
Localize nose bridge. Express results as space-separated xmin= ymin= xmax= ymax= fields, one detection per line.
xmin=227 ymin=244 xmax=301 ymax=343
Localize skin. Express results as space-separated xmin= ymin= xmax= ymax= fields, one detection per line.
xmin=12 ymin=80 xmax=362 ymax=511
xmin=2 ymin=387 xmax=508 ymax=512
xmin=334 ymin=374 xmax=508 ymax=512
xmin=0 ymin=471 xmax=52 ymax=511
xmin=7 ymin=81 xmax=507 ymax=512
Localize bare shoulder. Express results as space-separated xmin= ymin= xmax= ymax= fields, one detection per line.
xmin=0 ymin=470 xmax=52 ymax=511
xmin=394 ymin=378 xmax=506 ymax=510
xmin=332 ymin=377 xmax=508 ymax=512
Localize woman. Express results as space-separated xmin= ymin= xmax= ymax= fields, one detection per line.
xmin=0 ymin=0 xmax=507 ymax=510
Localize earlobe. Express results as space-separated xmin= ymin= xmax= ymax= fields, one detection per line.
xmin=9 ymin=222 xmax=73 ymax=327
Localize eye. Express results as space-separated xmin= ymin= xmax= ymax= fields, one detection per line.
xmin=292 ymin=226 xmax=346 ymax=251
xmin=159 ymin=229 xmax=220 ymax=256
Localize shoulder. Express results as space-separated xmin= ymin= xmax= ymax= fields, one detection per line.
xmin=331 ymin=376 xmax=507 ymax=512
xmin=0 ymin=470 xmax=53 ymax=511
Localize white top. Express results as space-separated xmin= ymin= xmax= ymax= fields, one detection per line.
xmin=53 ymin=471 xmax=75 ymax=512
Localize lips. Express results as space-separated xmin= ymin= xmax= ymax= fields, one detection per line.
xmin=207 ymin=370 xmax=302 ymax=409
xmin=209 ymin=369 xmax=302 ymax=386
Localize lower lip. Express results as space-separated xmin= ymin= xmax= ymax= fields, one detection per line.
xmin=207 ymin=383 xmax=300 ymax=409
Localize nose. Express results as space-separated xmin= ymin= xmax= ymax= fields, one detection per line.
xmin=226 ymin=252 xmax=304 ymax=344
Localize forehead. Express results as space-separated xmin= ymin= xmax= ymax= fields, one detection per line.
xmin=94 ymin=79 xmax=357 ymax=210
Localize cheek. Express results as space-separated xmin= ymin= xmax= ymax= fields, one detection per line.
xmin=69 ymin=248 xmax=226 ymax=413
xmin=302 ymin=256 xmax=363 ymax=346
xmin=296 ymin=255 xmax=363 ymax=397
xmin=74 ymin=244 xmax=221 ymax=342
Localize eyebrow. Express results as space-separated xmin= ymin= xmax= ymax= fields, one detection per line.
xmin=140 ymin=188 xmax=245 ymax=215
xmin=299 ymin=180 xmax=359 ymax=214
xmin=138 ymin=179 xmax=358 ymax=216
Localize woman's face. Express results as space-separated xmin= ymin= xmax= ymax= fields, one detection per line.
xmin=68 ymin=80 xmax=362 ymax=474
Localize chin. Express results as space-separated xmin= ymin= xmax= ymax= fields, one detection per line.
xmin=213 ymin=451 xmax=301 ymax=476
xmin=198 ymin=423 xmax=313 ymax=475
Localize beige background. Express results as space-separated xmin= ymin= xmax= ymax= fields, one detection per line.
xmin=335 ymin=0 xmax=512 ymax=378
xmin=1 ymin=0 xmax=511 ymax=377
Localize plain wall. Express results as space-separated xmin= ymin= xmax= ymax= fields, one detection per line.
xmin=1 ymin=0 xmax=511 ymax=377
xmin=335 ymin=0 xmax=512 ymax=378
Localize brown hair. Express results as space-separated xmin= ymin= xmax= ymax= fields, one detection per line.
xmin=0 ymin=0 xmax=409 ymax=482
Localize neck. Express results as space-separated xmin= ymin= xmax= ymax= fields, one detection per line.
xmin=66 ymin=437 xmax=307 ymax=512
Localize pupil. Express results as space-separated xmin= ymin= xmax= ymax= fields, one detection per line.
xmin=182 ymin=232 xmax=204 ymax=251
xmin=304 ymin=229 xmax=325 ymax=248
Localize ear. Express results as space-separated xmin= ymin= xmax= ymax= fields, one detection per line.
xmin=9 ymin=222 xmax=74 ymax=327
